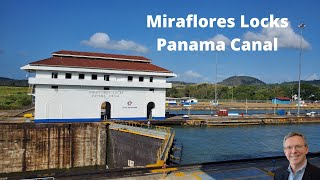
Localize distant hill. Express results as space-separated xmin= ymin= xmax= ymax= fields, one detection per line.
xmin=219 ymin=76 xmax=266 ymax=86
xmin=0 ymin=77 xmax=28 ymax=87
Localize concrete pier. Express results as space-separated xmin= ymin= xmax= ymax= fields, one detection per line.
xmin=147 ymin=115 xmax=320 ymax=126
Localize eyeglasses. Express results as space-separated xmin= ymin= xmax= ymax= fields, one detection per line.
xmin=283 ymin=145 xmax=305 ymax=151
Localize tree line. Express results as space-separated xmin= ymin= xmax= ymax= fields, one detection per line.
xmin=166 ymin=83 xmax=320 ymax=101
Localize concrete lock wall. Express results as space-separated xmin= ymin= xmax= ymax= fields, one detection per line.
xmin=0 ymin=123 xmax=164 ymax=174
xmin=107 ymin=129 xmax=163 ymax=168
xmin=0 ymin=123 xmax=106 ymax=174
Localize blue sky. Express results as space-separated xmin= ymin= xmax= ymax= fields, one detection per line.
xmin=0 ymin=0 xmax=319 ymax=83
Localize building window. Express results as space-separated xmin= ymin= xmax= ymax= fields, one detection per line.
xmin=149 ymin=88 xmax=154 ymax=92
xmin=150 ymin=77 xmax=153 ymax=82
xmin=79 ymin=74 xmax=85 ymax=79
xmin=104 ymin=75 xmax=110 ymax=81
xmin=104 ymin=87 xmax=110 ymax=90
xmin=128 ymin=76 xmax=133 ymax=82
xmin=65 ymin=73 xmax=72 ymax=79
xmin=139 ymin=76 xmax=144 ymax=82
xmin=51 ymin=86 xmax=58 ymax=89
xmin=52 ymin=72 xmax=58 ymax=79
xmin=92 ymin=74 xmax=97 ymax=80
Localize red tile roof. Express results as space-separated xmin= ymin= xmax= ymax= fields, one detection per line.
xmin=275 ymin=97 xmax=291 ymax=101
xmin=30 ymin=51 xmax=172 ymax=73
xmin=53 ymin=50 xmax=151 ymax=62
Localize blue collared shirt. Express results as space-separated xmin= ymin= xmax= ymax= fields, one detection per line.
xmin=287 ymin=160 xmax=307 ymax=180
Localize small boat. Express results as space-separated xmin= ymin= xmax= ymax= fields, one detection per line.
xmin=182 ymin=115 xmax=189 ymax=119
xmin=181 ymin=98 xmax=198 ymax=105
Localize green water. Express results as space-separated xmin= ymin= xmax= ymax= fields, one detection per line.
xmin=172 ymin=124 xmax=320 ymax=164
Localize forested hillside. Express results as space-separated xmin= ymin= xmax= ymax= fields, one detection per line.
xmin=0 ymin=77 xmax=28 ymax=87
xmin=167 ymin=77 xmax=320 ymax=101
xmin=219 ymin=76 xmax=266 ymax=86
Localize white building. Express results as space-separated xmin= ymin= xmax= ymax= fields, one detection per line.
xmin=21 ymin=50 xmax=176 ymax=123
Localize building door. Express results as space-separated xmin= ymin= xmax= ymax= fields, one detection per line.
xmin=147 ymin=102 xmax=155 ymax=120
xmin=101 ymin=102 xmax=111 ymax=120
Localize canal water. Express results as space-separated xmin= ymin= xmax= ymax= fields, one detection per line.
xmin=171 ymin=124 xmax=320 ymax=164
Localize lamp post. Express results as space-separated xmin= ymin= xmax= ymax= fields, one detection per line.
xmin=297 ymin=23 xmax=305 ymax=116
xmin=214 ymin=53 xmax=218 ymax=105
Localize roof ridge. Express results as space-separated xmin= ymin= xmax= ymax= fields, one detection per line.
xmin=52 ymin=50 xmax=151 ymax=62
xmin=29 ymin=56 xmax=173 ymax=73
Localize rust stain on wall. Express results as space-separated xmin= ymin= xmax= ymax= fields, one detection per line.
xmin=0 ymin=123 xmax=107 ymax=174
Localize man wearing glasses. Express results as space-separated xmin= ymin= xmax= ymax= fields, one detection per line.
xmin=274 ymin=132 xmax=320 ymax=180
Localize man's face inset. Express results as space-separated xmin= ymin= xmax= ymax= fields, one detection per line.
xmin=283 ymin=136 xmax=309 ymax=168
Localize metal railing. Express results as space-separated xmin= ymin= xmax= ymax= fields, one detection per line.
xmin=157 ymin=130 xmax=175 ymax=161
xmin=209 ymin=99 xmax=272 ymax=103
xmin=106 ymin=120 xmax=171 ymax=132
xmin=106 ymin=121 xmax=170 ymax=139
xmin=22 ymin=177 xmax=55 ymax=180
xmin=156 ymin=128 xmax=175 ymax=161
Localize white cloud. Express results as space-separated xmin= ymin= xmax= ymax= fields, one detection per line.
xmin=173 ymin=70 xmax=207 ymax=83
xmin=81 ymin=32 xmax=148 ymax=53
xmin=243 ymin=22 xmax=311 ymax=49
xmin=305 ymin=73 xmax=319 ymax=81
xmin=184 ymin=70 xmax=203 ymax=78
xmin=208 ymin=34 xmax=231 ymax=46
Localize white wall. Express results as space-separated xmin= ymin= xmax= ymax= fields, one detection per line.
xmin=33 ymin=69 xmax=168 ymax=83
xmin=34 ymin=85 xmax=166 ymax=121
xmin=28 ymin=66 xmax=175 ymax=121
xmin=35 ymin=70 xmax=52 ymax=78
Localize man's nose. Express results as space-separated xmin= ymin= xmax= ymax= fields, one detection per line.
xmin=291 ymin=148 xmax=297 ymax=153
